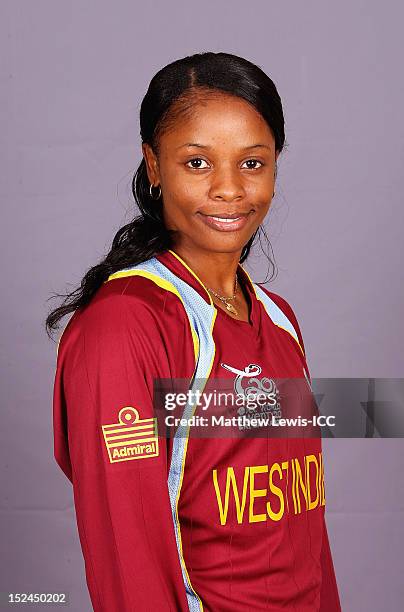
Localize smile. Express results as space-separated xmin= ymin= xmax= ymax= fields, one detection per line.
xmin=197 ymin=211 xmax=254 ymax=232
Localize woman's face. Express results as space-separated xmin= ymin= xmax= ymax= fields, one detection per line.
xmin=143 ymin=92 xmax=279 ymax=256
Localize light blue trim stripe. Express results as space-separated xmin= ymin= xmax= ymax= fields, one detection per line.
xmin=253 ymin=283 xmax=300 ymax=347
xmin=253 ymin=283 xmax=312 ymax=387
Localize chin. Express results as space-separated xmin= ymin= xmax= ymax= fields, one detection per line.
xmin=196 ymin=234 xmax=253 ymax=254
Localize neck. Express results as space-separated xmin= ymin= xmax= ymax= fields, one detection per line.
xmin=170 ymin=245 xmax=242 ymax=296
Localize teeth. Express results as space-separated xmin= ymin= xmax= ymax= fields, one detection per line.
xmin=210 ymin=216 xmax=241 ymax=222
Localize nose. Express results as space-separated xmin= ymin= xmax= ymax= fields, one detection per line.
xmin=208 ymin=166 xmax=245 ymax=202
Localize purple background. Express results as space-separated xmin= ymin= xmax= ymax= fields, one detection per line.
xmin=1 ymin=1 xmax=403 ymax=610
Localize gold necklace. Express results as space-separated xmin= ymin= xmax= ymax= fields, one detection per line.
xmin=206 ymin=275 xmax=239 ymax=315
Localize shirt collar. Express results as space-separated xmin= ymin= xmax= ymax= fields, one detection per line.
xmin=155 ymin=248 xmax=258 ymax=306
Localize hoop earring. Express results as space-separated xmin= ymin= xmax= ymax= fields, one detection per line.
xmin=149 ymin=183 xmax=162 ymax=200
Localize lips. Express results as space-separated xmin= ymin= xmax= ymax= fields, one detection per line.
xmin=201 ymin=211 xmax=251 ymax=219
xmin=197 ymin=210 xmax=254 ymax=232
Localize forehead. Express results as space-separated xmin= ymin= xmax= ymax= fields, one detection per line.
xmin=159 ymin=92 xmax=274 ymax=150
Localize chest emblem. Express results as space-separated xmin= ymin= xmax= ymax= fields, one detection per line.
xmin=220 ymin=362 xmax=282 ymax=428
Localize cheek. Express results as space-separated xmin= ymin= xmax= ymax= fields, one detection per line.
xmin=252 ymin=188 xmax=272 ymax=223
xmin=245 ymin=171 xmax=274 ymax=197
xmin=161 ymin=166 xmax=205 ymax=202
xmin=247 ymin=183 xmax=273 ymax=211
xmin=255 ymin=203 xmax=271 ymax=228
xmin=160 ymin=182 xmax=201 ymax=229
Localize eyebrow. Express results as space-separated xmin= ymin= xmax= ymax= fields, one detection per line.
xmin=176 ymin=142 xmax=272 ymax=151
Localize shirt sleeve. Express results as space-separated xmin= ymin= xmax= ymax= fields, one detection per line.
xmin=52 ymin=291 xmax=191 ymax=612
xmin=319 ymin=518 xmax=342 ymax=611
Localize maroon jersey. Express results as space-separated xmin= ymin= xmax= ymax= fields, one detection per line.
xmin=53 ymin=248 xmax=341 ymax=611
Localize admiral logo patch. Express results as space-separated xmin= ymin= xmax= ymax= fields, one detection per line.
xmin=102 ymin=406 xmax=159 ymax=463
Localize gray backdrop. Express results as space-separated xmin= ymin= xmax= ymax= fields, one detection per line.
xmin=1 ymin=0 xmax=403 ymax=610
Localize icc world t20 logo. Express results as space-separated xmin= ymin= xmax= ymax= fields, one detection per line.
xmin=220 ymin=362 xmax=282 ymax=425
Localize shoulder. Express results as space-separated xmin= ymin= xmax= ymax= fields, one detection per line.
xmin=255 ymin=284 xmax=306 ymax=357
xmin=56 ymin=274 xmax=190 ymax=358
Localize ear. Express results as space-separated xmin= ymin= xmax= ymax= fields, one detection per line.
xmin=274 ymin=149 xmax=280 ymax=177
xmin=142 ymin=143 xmax=160 ymax=185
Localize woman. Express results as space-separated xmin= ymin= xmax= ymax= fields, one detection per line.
xmin=47 ymin=52 xmax=341 ymax=611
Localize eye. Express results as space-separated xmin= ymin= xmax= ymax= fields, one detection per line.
xmin=241 ymin=159 xmax=264 ymax=169
xmin=185 ymin=158 xmax=210 ymax=169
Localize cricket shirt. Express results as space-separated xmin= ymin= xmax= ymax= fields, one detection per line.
xmin=52 ymin=248 xmax=341 ymax=612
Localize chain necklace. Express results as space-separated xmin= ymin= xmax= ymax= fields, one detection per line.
xmin=206 ymin=274 xmax=239 ymax=316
